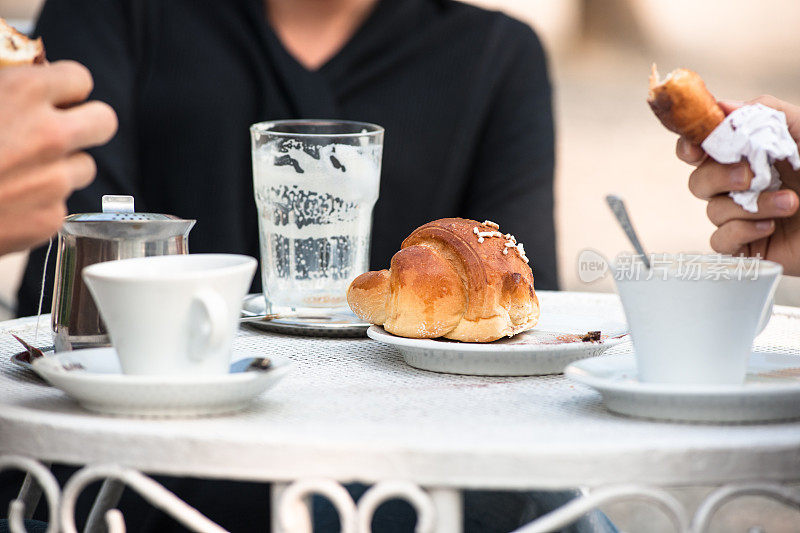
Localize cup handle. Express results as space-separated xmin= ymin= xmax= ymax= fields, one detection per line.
xmin=189 ymin=290 xmax=228 ymax=361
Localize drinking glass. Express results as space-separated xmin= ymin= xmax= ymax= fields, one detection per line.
xmin=250 ymin=120 xmax=384 ymax=314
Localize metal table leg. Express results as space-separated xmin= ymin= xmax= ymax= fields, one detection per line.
xmin=429 ymin=488 xmax=462 ymax=533
xmin=0 ymin=456 xmax=60 ymax=533
xmin=16 ymin=465 xmax=49 ymax=519
xmin=83 ymin=479 xmax=126 ymax=533
xmin=270 ymin=482 xmax=290 ymax=533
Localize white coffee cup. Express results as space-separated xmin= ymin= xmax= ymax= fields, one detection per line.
xmin=83 ymin=254 xmax=257 ymax=376
xmin=613 ymin=254 xmax=782 ymax=385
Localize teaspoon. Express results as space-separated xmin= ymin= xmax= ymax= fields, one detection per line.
xmin=605 ymin=195 xmax=651 ymax=269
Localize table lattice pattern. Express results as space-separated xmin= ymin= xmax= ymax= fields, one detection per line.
xmin=0 ymin=291 xmax=799 ymax=532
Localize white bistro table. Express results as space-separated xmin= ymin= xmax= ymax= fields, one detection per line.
xmin=0 ymin=291 xmax=799 ymax=532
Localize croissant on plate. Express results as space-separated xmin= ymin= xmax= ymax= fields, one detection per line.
xmin=347 ymin=218 xmax=540 ymax=343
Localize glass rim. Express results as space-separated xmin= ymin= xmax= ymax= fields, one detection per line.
xmin=250 ymin=119 xmax=384 ymax=138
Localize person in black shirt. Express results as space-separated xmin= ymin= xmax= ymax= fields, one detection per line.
xmin=17 ymin=0 xmax=558 ymax=315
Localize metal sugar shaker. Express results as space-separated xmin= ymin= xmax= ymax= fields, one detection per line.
xmin=51 ymin=195 xmax=196 ymax=351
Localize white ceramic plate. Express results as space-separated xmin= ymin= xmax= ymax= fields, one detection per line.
xmin=565 ymin=352 xmax=800 ymax=423
xmin=367 ymin=313 xmax=628 ymax=376
xmin=32 ymin=348 xmax=291 ymax=417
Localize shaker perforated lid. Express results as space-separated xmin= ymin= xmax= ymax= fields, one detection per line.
xmin=61 ymin=195 xmax=195 ymax=240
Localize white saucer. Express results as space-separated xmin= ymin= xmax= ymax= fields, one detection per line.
xmin=11 ymin=347 xmax=54 ymax=372
xmin=565 ymin=352 xmax=800 ymax=423
xmin=367 ymin=313 xmax=628 ymax=376
xmin=241 ymin=293 xmax=369 ymax=337
xmin=32 ymin=348 xmax=291 ymax=417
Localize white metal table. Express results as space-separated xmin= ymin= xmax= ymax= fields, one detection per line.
xmin=0 ymin=291 xmax=799 ymax=532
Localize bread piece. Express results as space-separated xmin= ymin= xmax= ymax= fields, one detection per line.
xmin=647 ymin=64 xmax=724 ymax=145
xmin=0 ymin=18 xmax=45 ymax=68
xmin=347 ymin=218 xmax=540 ymax=342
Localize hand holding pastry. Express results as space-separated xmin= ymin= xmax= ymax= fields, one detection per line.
xmin=347 ymin=218 xmax=539 ymax=343
xmin=679 ymin=96 xmax=800 ymax=275
xmin=648 ymin=64 xmax=800 ymax=275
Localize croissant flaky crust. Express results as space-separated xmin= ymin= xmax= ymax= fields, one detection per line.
xmin=348 ymin=218 xmax=540 ymax=343
xmin=0 ymin=18 xmax=45 ymax=68
xmin=647 ymin=64 xmax=724 ymax=145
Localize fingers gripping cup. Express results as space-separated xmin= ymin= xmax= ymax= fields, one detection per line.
xmin=613 ymin=254 xmax=782 ymax=385
xmin=250 ymin=120 xmax=383 ymax=314
xmin=83 ymin=254 xmax=257 ymax=376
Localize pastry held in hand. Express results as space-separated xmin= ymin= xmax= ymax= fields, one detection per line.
xmin=0 ymin=18 xmax=45 ymax=67
xmin=702 ymin=103 xmax=800 ymax=213
xmin=347 ymin=218 xmax=539 ymax=343
xmin=647 ymin=64 xmax=724 ymax=145
xmin=647 ymin=65 xmax=800 ymax=213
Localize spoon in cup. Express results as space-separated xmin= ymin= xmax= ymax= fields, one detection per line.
xmin=605 ymin=195 xmax=651 ymax=269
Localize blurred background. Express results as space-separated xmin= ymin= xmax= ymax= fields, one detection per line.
xmin=3 ymin=0 xmax=800 ymax=319
xmin=4 ymin=0 xmax=800 ymax=323
xmin=1 ymin=1 xmax=799 ymax=528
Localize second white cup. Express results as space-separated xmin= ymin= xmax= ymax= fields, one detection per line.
xmin=614 ymin=254 xmax=782 ymax=385
xmin=83 ymin=254 xmax=257 ymax=376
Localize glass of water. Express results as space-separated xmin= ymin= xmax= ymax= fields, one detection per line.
xmin=250 ymin=120 xmax=384 ymax=314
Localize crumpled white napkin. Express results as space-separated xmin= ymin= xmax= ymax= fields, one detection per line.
xmin=701 ymin=103 xmax=800 ymax=213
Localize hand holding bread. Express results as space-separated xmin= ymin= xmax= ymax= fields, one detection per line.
xmin=684 ymin=96 xmax=800 ymax=274
xmin=647 ymin=64 xmax=800 ymax=275
xmin=347 ymin=218 xmax=539 ymax=343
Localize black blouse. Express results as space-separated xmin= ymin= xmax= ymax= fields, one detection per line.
xmin=18 ymin=0 xmax=557 ymax=315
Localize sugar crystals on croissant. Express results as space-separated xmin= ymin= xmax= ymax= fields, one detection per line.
xmin=347 ymin=218 xmax=540 ymax=343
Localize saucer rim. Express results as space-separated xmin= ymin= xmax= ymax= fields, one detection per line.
xmin=241 ymin=293 xmax=370 ymax=332
xmin=565 ymin=352 xmax=800 ymax=396
xmin=32 ymin=347 xmax=291 ymax=385
xmin=367 ymin=323 xmax=630 ymax=353
xmin=11 ymin=348 xmax=54 ymax=372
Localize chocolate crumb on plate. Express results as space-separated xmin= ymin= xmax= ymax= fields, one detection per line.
xmin=581 ymin=331 xmax=602 ymax=342
xmin=247 ymin=357 xmax=273 ymax=371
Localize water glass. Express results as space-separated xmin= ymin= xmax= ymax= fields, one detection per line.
xmin=250 ymin=120 xmax=384 ymax=314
